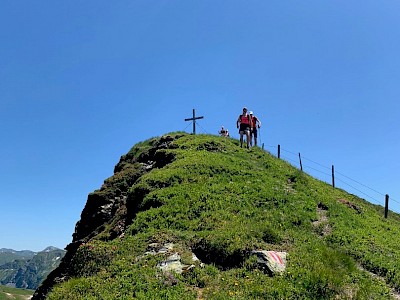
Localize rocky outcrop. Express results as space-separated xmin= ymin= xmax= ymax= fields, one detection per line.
xmin=32 ymin=134 xmax=185 ymax=300
xmin=250 ymin=250 xmax=287 ymax=275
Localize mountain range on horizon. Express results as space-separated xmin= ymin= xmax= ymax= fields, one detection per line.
xmin=0 ymin=246 xmax=66 ymax=290
xmin=0 ymin=246 xmax=62 ymax=254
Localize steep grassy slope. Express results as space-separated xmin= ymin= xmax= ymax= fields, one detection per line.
xmin=35 ymin=133 xmax=400 ymax=299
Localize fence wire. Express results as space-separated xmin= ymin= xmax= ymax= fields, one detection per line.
xmin=180 ymin=127 xmax=398 ymax=213
xmin=271 ymin=145 xmax=397 ymax=211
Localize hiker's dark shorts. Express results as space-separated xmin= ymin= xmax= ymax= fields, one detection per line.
xmin=239 ymin=124 xmax=250 ymax=134
xmin=251 ymin=128 xmax=258 ymax=138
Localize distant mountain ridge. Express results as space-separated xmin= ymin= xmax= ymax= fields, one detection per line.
xmin=0 ymin=249 xmax=36 ymax=265
xmin=0 ymin=246 xmax=65 ymax=289
xmin=0 ymin=248 xmax=34 ymax=254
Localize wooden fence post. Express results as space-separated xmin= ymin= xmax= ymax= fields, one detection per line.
xmin=385 ymin=194 xmax=389 ymax=218
xmin=299 ymin=153 xmax=303 ymax=171
xmin=332 ymin=165 xmax=335 ymax=188
xmin=278 ymin=145 xmax=280 ymax=159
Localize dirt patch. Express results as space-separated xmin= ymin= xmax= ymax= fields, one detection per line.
xmin=338 ymin=198 xmax=362 ymax=214
xmin=312 ymin=202 xmax=331 ymax=237
xmin=195 ymin=287 xmax=204 ymax=300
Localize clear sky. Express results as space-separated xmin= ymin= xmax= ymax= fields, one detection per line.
xmin=1 ymin=1 xmax=400 ymax=252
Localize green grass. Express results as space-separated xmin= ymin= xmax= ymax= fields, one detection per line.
xmin=46 ymin=133 xmax=400 ymax=299
xmin=0 ymin=285 xmax=33 ymax=300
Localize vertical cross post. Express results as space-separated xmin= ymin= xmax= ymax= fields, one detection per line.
xmin=184 ymin=109 xmax=204 ymax=134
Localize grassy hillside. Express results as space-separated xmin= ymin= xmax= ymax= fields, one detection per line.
xmin=43 ymin=133 xmax=400 ymax=299
xmin=0 ymin=285 xmax=32 ymax=300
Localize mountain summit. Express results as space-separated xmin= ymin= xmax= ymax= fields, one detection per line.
xmin=33 ymin=133 xmax=400 ymax=299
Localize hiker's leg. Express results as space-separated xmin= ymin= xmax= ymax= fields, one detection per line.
xmin=246 ymin=130 xmax=251 ymax=148
xmin=239 ymin=131 xmax=244 ymax=147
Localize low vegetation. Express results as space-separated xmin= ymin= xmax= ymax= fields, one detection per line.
xmin=43 ymin=133 xmax=400 ymax=299
xmin=0 ymin=285 xmax=33 ymax=300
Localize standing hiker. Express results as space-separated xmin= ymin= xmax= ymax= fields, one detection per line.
xmin=219 ymin=126 xmax=230 ymax=137
xmin=249 ymin=111 xmax=262 ymax=147
xmin=236 ymin=107 xmax=252 ymax=148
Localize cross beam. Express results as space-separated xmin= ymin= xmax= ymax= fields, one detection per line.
xmin=184 ymin=109 xmax=204 ymax=135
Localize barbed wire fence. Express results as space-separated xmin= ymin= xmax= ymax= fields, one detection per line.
xmin=262 ymin=143 xmax=400 ymax=217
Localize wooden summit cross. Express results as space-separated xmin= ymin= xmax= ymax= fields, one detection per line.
xmin=184 ymin=109 xmax=204 ymax=135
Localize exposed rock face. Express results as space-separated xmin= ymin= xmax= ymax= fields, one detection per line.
xmin=32 ymin=134 xmax=183 ymax=300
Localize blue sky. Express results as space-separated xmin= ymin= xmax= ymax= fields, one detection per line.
xmin=1 ymin=1 xmax=400 ymax=252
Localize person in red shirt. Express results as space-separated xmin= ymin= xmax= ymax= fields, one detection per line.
xmin=249 ymin=111 xmax=262 ymax=147
xmin=236 ymin=107 xmax=252 ymax=148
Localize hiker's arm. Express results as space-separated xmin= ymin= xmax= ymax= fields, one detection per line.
xmin=258 ymin=119 xmax=262 ymax=128
xmin=236 ymin=116 xmax=240 ymax=128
